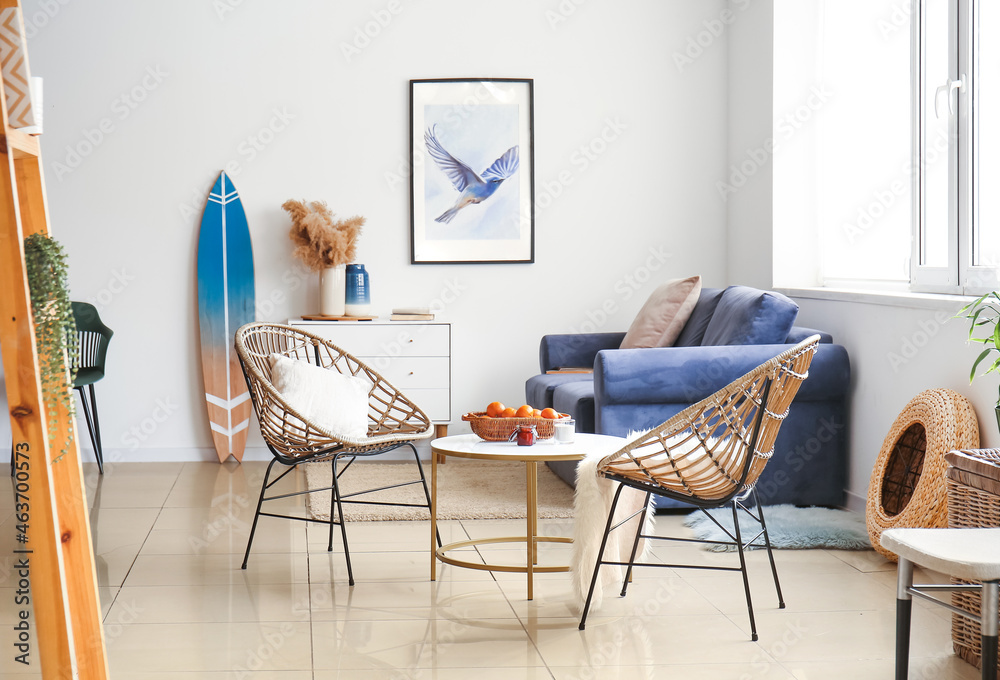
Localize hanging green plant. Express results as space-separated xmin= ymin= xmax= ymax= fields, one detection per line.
xmin=23 ymin=233 xmax=78 ymax=460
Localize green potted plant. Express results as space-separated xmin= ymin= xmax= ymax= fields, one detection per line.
xmin=958 ymin=290 xmax=1000 ymax=432
xmin=23 ymin=232 xmax=78 ymax=459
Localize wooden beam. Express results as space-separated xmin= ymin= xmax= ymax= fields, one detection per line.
xmin=16 ymin=149 xmax=109 ymax=677
xmin=1 ymin=128 xmax=40 ymax=159
xmin=0 ymin=131 xmax=74 ymax=679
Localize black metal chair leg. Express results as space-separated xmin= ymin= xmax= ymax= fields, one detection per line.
xmin=327 ymin=458 xmax=337 ymax=553
xmin=982 ymin=580 xmax=999 ymax=680
xmin=242 ymin=458 xmax=276 ymax=569
xmin=894 ymin=557 xmax=913 ymax=680
xmin=330 ymin=455 xmax=355 ymax=586
xmin=732 ymin=500 xmax=759 ymax=642
xmin=620 ymin=492 xmax=651 ymax=597
xmin=87 ymin=384 xmax=104 ymax=474
xmin=76 ymin=385 xmax=102 ymax=474
xmin=752 ymin=490 xmax=784 ymax=608
xmin=579 ymin=483 xmax=626 ymax=631
xmin=411 ymin=444 xmax=442 ymax=548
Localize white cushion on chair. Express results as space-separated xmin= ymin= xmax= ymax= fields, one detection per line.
xmin=880 ymin=528 xmax=1000 ymax=581
xmin=268 ymin=354 xmax=370 ymax=439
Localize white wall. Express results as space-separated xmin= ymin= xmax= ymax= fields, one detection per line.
xmin=1 ymin=0 xmax=731 ymax=463
xmin=792 ymin=296 xmax=1000 ymax=512
xmin=724 ymin=0 xmax=773 ymax=289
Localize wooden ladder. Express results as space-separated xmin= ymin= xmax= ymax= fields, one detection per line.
xmin=0 ymin=1 xmax=110 ymax=677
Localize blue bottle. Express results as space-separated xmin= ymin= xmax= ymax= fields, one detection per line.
xmin=345 ymin=263 xmax=371 ymax=316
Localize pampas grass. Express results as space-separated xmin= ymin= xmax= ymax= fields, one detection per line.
xmin=282 ymin=199 xmax=364 ymax=271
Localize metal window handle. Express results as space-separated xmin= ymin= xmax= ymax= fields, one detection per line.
xmin=935 ymin=75 xmax=966 ymax=118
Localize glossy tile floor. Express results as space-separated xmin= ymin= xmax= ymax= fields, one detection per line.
xmin=0 ymin=461 xmax=984 ymax=679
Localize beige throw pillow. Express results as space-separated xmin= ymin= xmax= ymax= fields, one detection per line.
xmin=619 ymin=275 xmax=702 ymax=349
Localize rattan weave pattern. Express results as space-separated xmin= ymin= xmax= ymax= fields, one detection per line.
xmin=865 ymin=389 xmax=979 ymax=561
xmin=234 ymin=322 xmax=433 ymax=462
xmin=596 ymin=336 xmax=819 ymax=504
xmin=946 ymin=449 xmax=1000 ymax=674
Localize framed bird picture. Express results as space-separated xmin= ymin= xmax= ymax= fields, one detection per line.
xmin=410 ymin=78 xmax=535 ymax=264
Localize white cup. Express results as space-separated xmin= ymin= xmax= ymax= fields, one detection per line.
xmin=553 ymin=418 xmax=575 ymax=443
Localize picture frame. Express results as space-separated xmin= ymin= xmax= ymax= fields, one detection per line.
xmin=410 ymin=78 xmax=534 ymax=264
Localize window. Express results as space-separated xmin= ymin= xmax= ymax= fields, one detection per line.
xmin=773 ymin=0 xmax=999 ymax=294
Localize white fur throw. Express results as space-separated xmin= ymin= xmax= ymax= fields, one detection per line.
xmin=571 ymin=431 xmax=655 ymax=612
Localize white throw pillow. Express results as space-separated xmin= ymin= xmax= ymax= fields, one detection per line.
xmin=268 ymin=353 xmax=370 ymax=439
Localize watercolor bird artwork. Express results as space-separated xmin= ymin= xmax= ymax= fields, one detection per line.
xmin=424 ymin=124 xmax=519 ymax=224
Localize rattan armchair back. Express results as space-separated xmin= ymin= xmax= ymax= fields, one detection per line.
xmin=235 ymin=322 xmax=433 ymax=462
xmin=598 ymin=335 xmax=820 ymax=507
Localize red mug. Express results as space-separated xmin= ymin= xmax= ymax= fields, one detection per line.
xmin=509 ymin=424 xmax=537 ymax=446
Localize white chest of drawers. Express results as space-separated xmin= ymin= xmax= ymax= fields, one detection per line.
xmin=287 ymin=320 xmax=451 ymax=434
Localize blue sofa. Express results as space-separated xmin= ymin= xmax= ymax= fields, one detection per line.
xmin=525 ymin=286 xmax=851 ymax=508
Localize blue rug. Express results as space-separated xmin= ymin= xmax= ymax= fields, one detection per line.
xmin=683 ymin=504 xmax=871 ymax=551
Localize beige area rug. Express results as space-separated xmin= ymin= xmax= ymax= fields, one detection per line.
xmin=303 ymin=461 xmax=575 ymax=521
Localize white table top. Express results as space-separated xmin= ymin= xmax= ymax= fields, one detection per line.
xmin=430 ymin=433 xmax=626 ymax=463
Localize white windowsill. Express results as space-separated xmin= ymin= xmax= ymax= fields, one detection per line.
xmin=775 ymin=286 xmax=976 ymax=312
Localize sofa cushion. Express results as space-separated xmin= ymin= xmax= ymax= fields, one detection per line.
xmin=701 ymin=286 xmax=799 ymax=346
xmin=552 ymin=381 xmax=596 ymax=435
xmin=526 ymin=373 xmax=593 ymax=410
xmin=674 ymin=288 xmax=725 ymax=347
xmin=620 ymin=275 xmax=702 ymax=349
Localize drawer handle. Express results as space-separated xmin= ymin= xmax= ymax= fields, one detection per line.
xmin=408 ymin=339 xmax=414 ymax=343
xmin=409 ymin=371 xmax=415 ymax=375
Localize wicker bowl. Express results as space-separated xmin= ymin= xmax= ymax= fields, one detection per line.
xmin=462 ymin=411 xmax=569 ymax=442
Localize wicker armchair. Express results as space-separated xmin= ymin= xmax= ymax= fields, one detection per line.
xmin=578 ymin=335 xmax=820 ymax=640
xmin=235 ymin=322 xmax=437 ymax=585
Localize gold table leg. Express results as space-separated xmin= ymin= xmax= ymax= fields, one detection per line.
xmin=526 ymin=460 xmax=538 ymax=600
xmin=431 ymin=449 xmax=438 ymax=582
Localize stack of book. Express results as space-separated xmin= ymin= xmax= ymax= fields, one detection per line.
xmin=390 ymin=307 xmax=434 ymax=321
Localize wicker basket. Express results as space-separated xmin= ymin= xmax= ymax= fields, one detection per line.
xmin=946 ymin=448 xmax=1000 ymax=675
xmin=462 ymin=412 xmax=567 ymax=441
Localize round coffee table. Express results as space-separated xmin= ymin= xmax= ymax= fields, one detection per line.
xmin=429 ymin=432 xmax=625 ymax=599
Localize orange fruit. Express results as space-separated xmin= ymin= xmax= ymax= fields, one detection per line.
xmin=515 ymin=404 xmax=534 ymax=418
xmin=533 ymin=409 xmax=543 ymax=418
xmin=486 ymin=401 xmax=506 ymax=418
xmin=540 ymin=408 xmax=559 ymax=419
xmin=500 ymin=407 xmax=517 ymax=418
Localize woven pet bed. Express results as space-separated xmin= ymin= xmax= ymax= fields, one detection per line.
xmin=866 ymin=388 xmax=979 ymax=561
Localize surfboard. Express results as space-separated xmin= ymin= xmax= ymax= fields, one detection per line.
xmin=197 ymin=171 xmax=255 ymax=463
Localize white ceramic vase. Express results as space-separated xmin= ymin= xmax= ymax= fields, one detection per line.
xmin=319 ymin=264 xmax=346 ymax=316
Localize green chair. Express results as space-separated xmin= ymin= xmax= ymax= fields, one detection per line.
xmin=71 ymin=302 xmax=113 ymax=474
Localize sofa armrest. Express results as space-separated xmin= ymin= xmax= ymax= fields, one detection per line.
xmin=786 ymin=326 xmax=833 ymax=344
xmin=539 ymin=332 xmax=626 ymax=372
xmin=594 ymin=343 xmax=850 ymax=406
